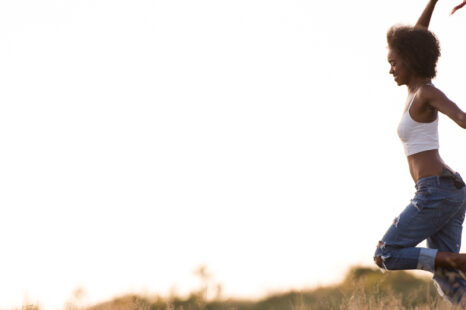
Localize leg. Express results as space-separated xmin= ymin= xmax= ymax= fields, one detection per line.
xmin=431 ymin=253 xmax=466 ymax=304
xmin=374 ymin=198 xmax=439 ymax=271
xmin=375 ymin=177 xmax=466 ymax=273
xmin=428 ymin=208 xmax=466 ymax=303
xmin=375 ymin=174 xmax=466 ymax=305
xmin=435 ymin=252 xmax=466 ymax=270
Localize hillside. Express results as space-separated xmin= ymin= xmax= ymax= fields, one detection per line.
xmin=84 ymin=266 xmax=453 ymax=310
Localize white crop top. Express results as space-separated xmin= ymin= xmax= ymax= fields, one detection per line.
xmin=397 ymin=91 xmax=439 ymax=156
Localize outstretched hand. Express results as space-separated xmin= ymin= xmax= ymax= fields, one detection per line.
xmin=451 ymin=0 xmax=466 ymax=15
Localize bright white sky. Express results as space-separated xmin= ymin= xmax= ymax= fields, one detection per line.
xmin=1 ymin=0 xmax=466 ymax=309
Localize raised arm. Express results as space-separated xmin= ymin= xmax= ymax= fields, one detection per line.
xmin=416 ymin=0 xmax=438 ymax=29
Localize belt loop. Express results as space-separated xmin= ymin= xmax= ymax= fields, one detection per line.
xmin=436 ymin=176 xmax=440 ymax=186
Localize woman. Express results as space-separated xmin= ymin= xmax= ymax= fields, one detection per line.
xmin=374 ymin=0 xmax=466 ymax=304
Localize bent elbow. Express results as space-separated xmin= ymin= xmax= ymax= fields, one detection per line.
xmin=462 ymin=114 xmax=466 ymax=129
xmin=459 ymin=112 xmax=466 ymax=129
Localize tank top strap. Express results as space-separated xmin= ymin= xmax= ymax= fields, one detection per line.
xmin=407 ymin=92 xmax=417 ymax=111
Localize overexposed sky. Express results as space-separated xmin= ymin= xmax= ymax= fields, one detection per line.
xmin=1 ymin=0 xmax=466 ymax=309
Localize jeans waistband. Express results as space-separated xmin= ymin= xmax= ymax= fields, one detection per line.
xmin=416 ymin=168 xmax=465 ymax=190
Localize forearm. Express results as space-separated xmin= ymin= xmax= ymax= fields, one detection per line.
xmin=451 ymin=110 xmax=466 ymax=129
xmin=459 ymin=112 xmax=466 ymax=129
xmin=416 ymin=0 xmax=438 ymax=29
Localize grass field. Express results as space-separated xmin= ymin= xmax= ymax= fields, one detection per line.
xmin=12 ymin=266 xmax=463 ymax=310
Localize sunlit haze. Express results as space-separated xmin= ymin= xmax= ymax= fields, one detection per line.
xmin=1 ymin=0 xmax=466 ymax=309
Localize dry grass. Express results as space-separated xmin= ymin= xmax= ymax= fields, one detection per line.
xmin=8 ymin=266 xmax=466 ymax=310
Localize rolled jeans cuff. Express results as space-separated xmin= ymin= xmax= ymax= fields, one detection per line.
xmin=417 ymin=248 xmax=438 ymax=272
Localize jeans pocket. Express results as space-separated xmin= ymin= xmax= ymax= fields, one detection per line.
xmin=411 ymin=197 xmax=427 ymax=212
xmin=412 ymin=189 xmax=433 ymax=211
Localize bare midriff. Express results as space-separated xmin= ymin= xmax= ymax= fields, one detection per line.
xmin=407 ymin=149 xmax=452 ymax=182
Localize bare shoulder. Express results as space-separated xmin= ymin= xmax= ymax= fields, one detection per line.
xmin=417 ymin=84 xmax=466 ymax=129
xmin=417 ymin=84 xmax=448 ymax=105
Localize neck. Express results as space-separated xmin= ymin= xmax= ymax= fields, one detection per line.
xmin=407 ymin=78 xmax=431 ymax=92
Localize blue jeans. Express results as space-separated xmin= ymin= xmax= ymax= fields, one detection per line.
xmin=374 ymin=170 xmax=466 ymax=304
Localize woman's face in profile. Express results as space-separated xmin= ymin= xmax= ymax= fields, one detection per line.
xmin=387 ymin=49 xmax=411 ymax=86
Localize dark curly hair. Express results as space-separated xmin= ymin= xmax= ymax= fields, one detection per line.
xmin=387 ymin=25 xmax=441 ymax=79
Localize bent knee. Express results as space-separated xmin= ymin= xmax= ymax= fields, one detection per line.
xmin=374 ymin=256 xmax=384 ymax=269
xmin=374 ymin=240 xmax=387 ymax=269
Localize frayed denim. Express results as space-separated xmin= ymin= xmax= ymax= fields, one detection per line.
xmin=374 ymin=172 xmax=466 ymax=304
